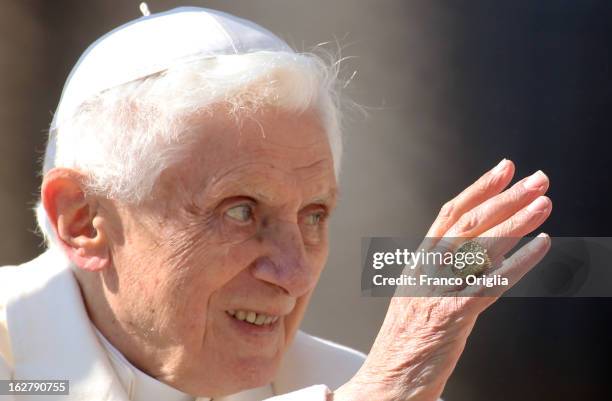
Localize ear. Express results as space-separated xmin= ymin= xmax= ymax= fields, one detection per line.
xmin=41 ymin=168 xmax=110 ymax=272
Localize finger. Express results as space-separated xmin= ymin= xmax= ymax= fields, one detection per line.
xmin=496 ymin=232 xmax=552 ymax=286
xmin=431 ymin=195 xmax=550 ymax=281
xmin=462 ymin=233 xmax=551 ymax=297
xmin=430 ymin=193 xmax=550 ymax=263
xmin=444 ymin=170 xmax=549 ymax=240
xmin=478 ymin=195 xmax=552 ymax=261
xmin=426 ymin=159 xmax=515 ymax=238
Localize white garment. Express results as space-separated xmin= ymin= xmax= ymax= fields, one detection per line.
xmin=0 ymin=250 xmax=366 ymax=401
xmin=93 ymin=326 xmax=197 ymax=401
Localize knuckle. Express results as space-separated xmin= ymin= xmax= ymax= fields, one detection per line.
xmin=486 ymin=171 xmax=505 ymax=187
xmin=438 ymin=201 xmax=455 ymax=221
xmin=507 ymin=219 xmax=518 ymax=233
xmin=476 ymin=180 xmax=491 ymax=196
xmin=455 ymin=212 xmax=480 ymax=235
xmin=506 ymin=186 xmax=524 ymax=203
xmin=475 ymin=174 xmax=498 ymax=196
xmin=510 ymin=250 xmax=528 ymax=268
xmin=503 ymin=217 xmax=519 ymax=235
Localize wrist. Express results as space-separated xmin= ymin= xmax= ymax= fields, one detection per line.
xmin=332 ymin=378 xmax=398 ymax=401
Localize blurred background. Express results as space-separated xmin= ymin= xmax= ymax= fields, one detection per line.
xmin=1 ymin=1 xmax=611 ymax=400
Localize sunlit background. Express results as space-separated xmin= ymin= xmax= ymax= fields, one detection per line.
xmin=1 ymin=1 xmax=611 ymax=400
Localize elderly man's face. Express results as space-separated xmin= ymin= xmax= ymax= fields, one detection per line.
xmin=95 ymin=107 xmax=337 ymax=396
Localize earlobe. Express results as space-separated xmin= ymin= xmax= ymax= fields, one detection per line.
xmin=42 ymin=168 xmax=110 ymax=272
xmin=69 ymin=216 xmax=111 ymax=272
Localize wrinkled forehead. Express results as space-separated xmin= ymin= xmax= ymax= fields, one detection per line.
xmin=161 ymin=106 xmax=337 ymax=200
xmin=194 ymin=106 xmax=330 ymax=155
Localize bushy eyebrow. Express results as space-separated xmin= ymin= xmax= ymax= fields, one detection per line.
xmin=191 ymin=156 xmax=336 ymax=208
xmin=200 ymin=179 xmax=338 ymax=213
xmin=308 ymin=187 xmax=338 ymax=206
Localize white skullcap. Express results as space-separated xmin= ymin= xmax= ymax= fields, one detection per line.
xmin=50 ymin=5 xmax=293 ymax=131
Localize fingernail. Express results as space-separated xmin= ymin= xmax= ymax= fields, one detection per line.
xmin=491 ymin=158 xmax=508 ymax=175
xmin=523 ymin=170 xmax=547 ymax=190
xmin=536 ymin=232 xmax=551 ymax=246
xmin=527 ymin=196 xmax=550 ymax=212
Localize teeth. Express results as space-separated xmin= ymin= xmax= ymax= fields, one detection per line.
xmin=228 ymin=309 xmax=279 ymax=326
xmin=246 ymin=311 xmax=256 ymax=323
xmin=255 ymin=314 xmax=266 ymax=325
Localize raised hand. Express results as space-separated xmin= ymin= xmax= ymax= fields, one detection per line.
xmin=334 ymin=159 xmax=552 ymax=401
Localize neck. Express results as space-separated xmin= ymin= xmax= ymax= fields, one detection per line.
xmin=74 ymin=267 xmax=174 ymax=385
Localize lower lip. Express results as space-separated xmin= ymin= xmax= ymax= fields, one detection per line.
xmin=226 ymin=312 xmax=281 ymax=336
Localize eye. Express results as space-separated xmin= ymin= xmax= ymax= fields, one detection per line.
xmin=225 ymin=204 xmax=254 ymax=223
xmin=304 ymin=210 xmax=327 ymax=226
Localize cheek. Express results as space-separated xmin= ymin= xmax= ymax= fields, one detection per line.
xmin=282 ymin=247 xmax=329 ymax=345
xmin=158 ymin=236 xmax=264 ymax=319
xmin=284 ymin=291 xmax=315 ymax=346
xmin=305 ymin=240 xmax=330 ymax=277
xmin=180 ymin=239 xmax=262 ymax=288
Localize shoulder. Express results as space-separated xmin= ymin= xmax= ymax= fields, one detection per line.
xmin=0 ymin=251 xmax=70 ymax=369
xmin=0 ymin=252 xmax=54 ymax=308
xmin=0 ymin=250 xmax=71 ymax=297
xmin=273 ymin=330 xmax=367 ymax=394
xmin=0 ymin=262 xmax=23 ymax=372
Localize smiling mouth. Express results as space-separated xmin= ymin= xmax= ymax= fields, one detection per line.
xmin=227 ymin=309 xmax=280 ymax=326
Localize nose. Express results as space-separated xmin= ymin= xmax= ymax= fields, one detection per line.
xmin=250 ymin=218 xmax=316 ymax=297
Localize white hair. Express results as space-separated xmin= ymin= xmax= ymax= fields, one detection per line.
xmin=35 ymin=51 xmax=344 ymax=248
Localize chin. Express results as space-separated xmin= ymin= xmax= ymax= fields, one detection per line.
xmin=232 ymin=353 xmax=284 ymax=392
xmin=185 ymin=353 xmax=283 ymax=397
